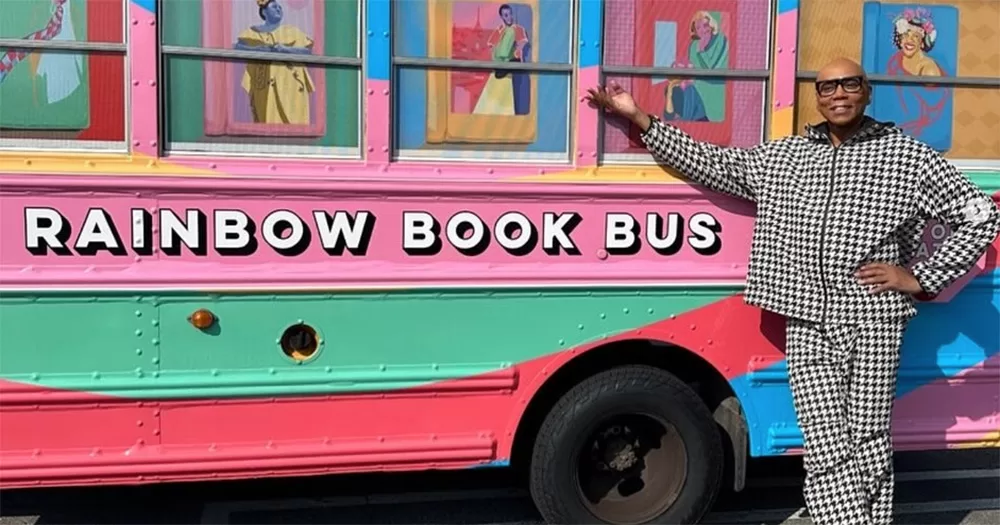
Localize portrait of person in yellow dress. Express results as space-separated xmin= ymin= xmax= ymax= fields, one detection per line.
xmin=233 ymin=0 xmax=315 ymax=126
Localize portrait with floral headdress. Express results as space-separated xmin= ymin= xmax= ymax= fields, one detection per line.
xmin=861 ymin=2 xmax=957 ymax=153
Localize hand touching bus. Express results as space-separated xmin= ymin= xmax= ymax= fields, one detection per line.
xmin=586 ymin=81 xmax=652 ymax=133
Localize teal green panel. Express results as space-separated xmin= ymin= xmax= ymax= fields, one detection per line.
xmin=161 ymin=0 xmax=205 ymax=144
xmin=161 ymin=0 xmax=203 ymax=48
xmin=1 ymin=288 xmax=736 ymax=399
xmin=0 ymin=295 xmax=159 ymax=380
xmin=323 ymin=0 xmax=359 ymax=147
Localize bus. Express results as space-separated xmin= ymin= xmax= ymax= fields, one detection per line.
xmin=1 ymin=0 xmax=997 ymax=522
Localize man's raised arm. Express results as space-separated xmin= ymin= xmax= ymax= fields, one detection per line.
xmin=634 ymin=114 xmax=767 ymax=203
xmin=587 ymin=82 xmax=769 ymax=203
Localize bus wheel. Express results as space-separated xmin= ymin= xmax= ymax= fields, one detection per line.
xmin=528 ymin=365 xmax=723 ymax=524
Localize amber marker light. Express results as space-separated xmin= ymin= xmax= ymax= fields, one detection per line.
xmin=188 ymin=309 xmax=216 ymax=330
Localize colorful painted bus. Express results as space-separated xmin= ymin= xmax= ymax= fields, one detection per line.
xmin=1 ymin=0 xmax=997 ymax=522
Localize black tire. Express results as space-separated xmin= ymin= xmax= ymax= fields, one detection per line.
xmin=528 ymin=365 xmax=724 ymax=525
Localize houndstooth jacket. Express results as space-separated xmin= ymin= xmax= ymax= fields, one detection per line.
xmin=640 ymin=116 xmax=1000 ymax=325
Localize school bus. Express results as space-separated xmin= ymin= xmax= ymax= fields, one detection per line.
xmin=1 ymin=0 xmax=997 ymax=523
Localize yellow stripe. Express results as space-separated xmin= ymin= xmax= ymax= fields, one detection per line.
xmin=769 ymin=107 xmax=795 ymax=141
xmin=0 ymin=152 xmax=222 ymax=177
xmin=954 ymin=429 xmax=1000 ymax=449
xmin=508 ymin=165 xmax=686 ymax=183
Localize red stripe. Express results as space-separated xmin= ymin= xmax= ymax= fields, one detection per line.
xmin=0 ymin=294 xmax=780 ymax=488
xmin=75 ymin=0 xmax=124 ymax=141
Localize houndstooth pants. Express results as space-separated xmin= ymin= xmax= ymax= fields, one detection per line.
xmin=786 ymin=317 xmax=907 ymax=525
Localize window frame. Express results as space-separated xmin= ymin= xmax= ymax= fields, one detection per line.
xmin=794 ymin=0 xmax=1000 ymax=170
xmin=596 ymin=0 xmax=776 ymax=165
xmin=0 ymin=0 xmax=129 ymax=153
xmin=156 ymin=0 xmax=366 ymax=160
xmin=388 ymin=0 xmax=580 ymax=165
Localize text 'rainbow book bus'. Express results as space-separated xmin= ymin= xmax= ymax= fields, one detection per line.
xmin=1 ymin=0 xmax=997 ymax=522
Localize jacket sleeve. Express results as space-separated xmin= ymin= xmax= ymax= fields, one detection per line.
xmin=909 ymin=153 xmax=1000 ymax=298
xmin=639 ymin=116 xmax=768 ymax=203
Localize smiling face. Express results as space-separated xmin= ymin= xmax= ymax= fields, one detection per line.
xmin=693 ymin=15 xmax=714 ymax=41
xmin=815 ymin=59 xmax=870 ymax=127
xmin=900 ymin=26 xmax=925 ymax=57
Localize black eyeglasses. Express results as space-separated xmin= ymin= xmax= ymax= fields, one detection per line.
xmin=815 ymin=76 xmax=865 ymax=96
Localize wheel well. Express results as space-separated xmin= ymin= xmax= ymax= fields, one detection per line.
xmin=509 ymin=338 xmax=748 ymax=491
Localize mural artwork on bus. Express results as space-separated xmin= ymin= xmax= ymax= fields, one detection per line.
xmin=206 ymin=0 xmax=325 ymax=135
xmin=161 ymin=0 xmax=359 ymax=155
xmin=394 ymin=0 xmax=572 ymax=161
xmin=796 ymin=0 xmax=998 ymax=161
xmin=862 ymin=2 xmax=957 ymax=153
xmin=600 ymin=0 xmax=770 ymax=159
xmin=0 ymin=0 xmax=124 ymax=143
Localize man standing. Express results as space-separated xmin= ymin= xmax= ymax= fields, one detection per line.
xmin=587 ymin=58 xmax=1000 ymax=524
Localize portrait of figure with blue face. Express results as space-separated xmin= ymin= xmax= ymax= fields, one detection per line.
xmin=233 ymin=0 xmax=316 ymax=126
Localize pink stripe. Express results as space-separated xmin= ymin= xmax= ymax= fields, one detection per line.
xmin=129 ymin=4 xmax=159 ymax=156
xmin=366 ymin=79 xmax=391 ymax=165
xmin=772 ymin=10 xmax=798 ymax=113
xmin=1 ymin=176 xmax=754 ymax=289
xmin=576 ymin=66 xmax=599 ymax=166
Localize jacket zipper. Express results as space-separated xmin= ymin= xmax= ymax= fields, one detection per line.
xmin=817 ymin=145 xmax=838 ymax=324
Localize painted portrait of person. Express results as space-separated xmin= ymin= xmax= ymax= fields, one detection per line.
xmin=234 ymin=0 xmax=315 ymax=125
xmin=474 ymin=3 xmax=531 ymax=115
xmin=883 ymin=7 xmax=950 ymax=145
xmin=662 ymin=10 xmax=729 ymax=123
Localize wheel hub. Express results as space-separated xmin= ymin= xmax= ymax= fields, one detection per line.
xmin=576 ymin=414 xmax=689 ymax=525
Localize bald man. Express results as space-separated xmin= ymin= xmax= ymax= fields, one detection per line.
xmin=588 ymin=58 xmax=1000 ymax=524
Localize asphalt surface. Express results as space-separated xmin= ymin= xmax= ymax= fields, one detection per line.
xmin=1 ymin=449 xmax=997 ymax=524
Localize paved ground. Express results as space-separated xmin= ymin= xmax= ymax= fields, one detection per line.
xmin=1 ymin=449 xmax=997 ymax=524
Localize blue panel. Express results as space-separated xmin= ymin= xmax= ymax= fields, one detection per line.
xmin=133 ymin=0 xmax=156 ymax=14
xmin=367 ymin=0 xmax=390 ymax=81
xmin=777 ymin=0 xmax=799 ymax=15
xmin=578 ymin=0 xmax=603 ymax=68
xmin=729 ymin=362 xmax=798 ymax=457
xmin=901 ymin=270 xmax=1000 ymax=396
xmin=470 ymin=459 xmax=512 ymax=468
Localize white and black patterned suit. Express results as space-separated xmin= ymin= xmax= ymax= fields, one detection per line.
xmin=639 ymin=116 xmax=1000 ymax=524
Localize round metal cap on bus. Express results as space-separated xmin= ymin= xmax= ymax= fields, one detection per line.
xmin=188 ymin=309 xmax=216 ymax=330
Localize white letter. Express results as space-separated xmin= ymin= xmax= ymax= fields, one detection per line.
xmin=75 ymin=209 xmax=122 ymax=252
xmin=646 ymin=212 xmax=683 ymax=251
xmin=542 ymin=212 xmax=579 ymax=254
xmin=446 ymin=212 xmax=486 ymax=252
xmin=313 ymin=210 xmax=374 ymax=255
xmin=131 ymin=209 xmax=151 ymax=252
xmin=605 ymin=213 xmax=637 ymax=251
xmin=930 ymin=222 xmax=949 ymax=241
xmin=160 ymin=209 xmax=205 ymax=253
xmin=403 ymin=211 xmax=437 ymax=252
xmin=495 ymin=212 xmax=534 ymax=252
xmin=25 ymin=207 xmax=67 ymax=253
xmin=688 ymin=212 xmax=721 ymax=255
xmin=215 ymin=210 xmax=251 ymax=251
xmin=262 ymin=210 xmax=305 ymax=251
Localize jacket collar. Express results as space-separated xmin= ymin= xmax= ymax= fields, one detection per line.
xmin=804 ymin=116 xmax=901 ymax=146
